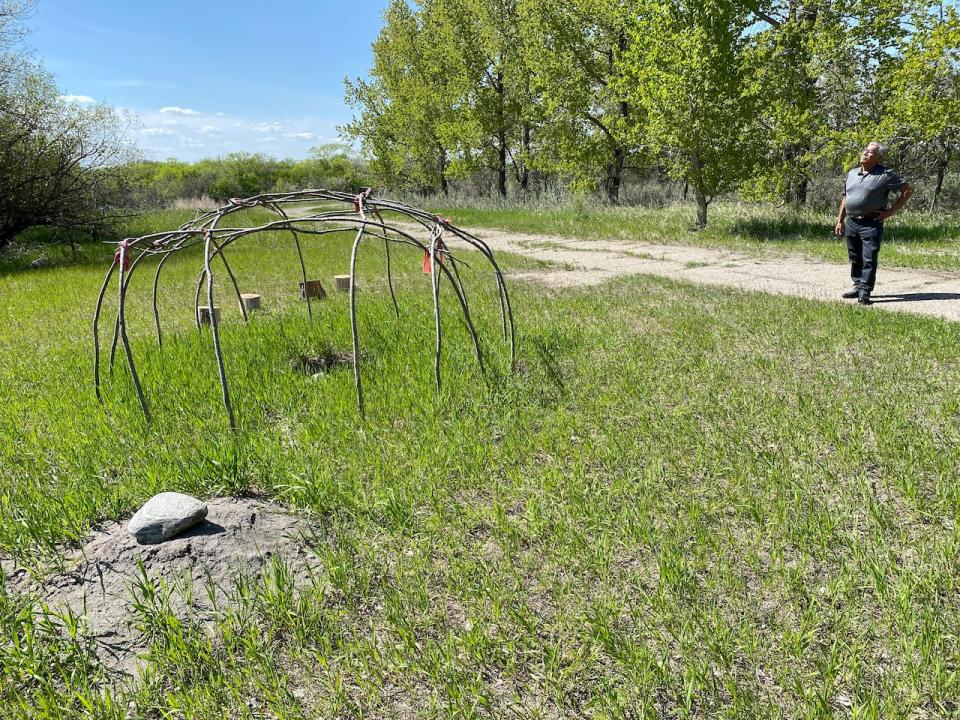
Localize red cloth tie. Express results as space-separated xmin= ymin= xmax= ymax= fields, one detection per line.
xmin=113 ymin=241 xmax=131 ymax=271
xmin=423 ymin=237 xmax=447 ymax=274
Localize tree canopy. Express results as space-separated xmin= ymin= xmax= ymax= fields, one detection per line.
xmin=344 ymin=0 xmax=960 ymax=225
xmin=0 ymin=0 xmax=134 ymax=246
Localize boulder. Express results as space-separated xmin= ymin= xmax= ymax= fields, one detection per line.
xmin=128 ymin=492 xmax=208 ymax=544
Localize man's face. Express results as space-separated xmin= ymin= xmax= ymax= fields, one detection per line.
xmin=860 ymin=144 xmax=882 ymax=170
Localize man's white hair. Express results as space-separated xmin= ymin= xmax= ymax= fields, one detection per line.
xmin=866 ymin=141 xmax=887 ymax=158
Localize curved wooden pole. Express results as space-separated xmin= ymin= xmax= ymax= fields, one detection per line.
xmin=93 ymin=259 xmax=118 ymax=402
xmin=152 ymin=252 xmax=172 ymax=348
xmin=436 ymin=259 xmax=485 ymax=377
xmin=192 ymin=216 xmax=238 ymax=329
xmin=430 ymin=230 xmax=443 ymax=397
xmin=203 ymin=232 xmax=236 ymax=431
xmin=373 ymin=209 xmax=400 ymax=319
xmin=117 ymin=245 xmax=151 ymax=422
xmin=348 ymin=223 xmax=366 ymax=414
xmin=93 ymin=190 xmax=516 ymax=418
xmin=108 ymin=314 xmax=121 ymax=376
xmin=444 ymin=225 xmax=516 ymax=367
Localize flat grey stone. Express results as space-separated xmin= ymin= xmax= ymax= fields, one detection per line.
xmin=127 ymin=492 xmax=208 ymax=544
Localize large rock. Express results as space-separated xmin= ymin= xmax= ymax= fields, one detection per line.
xmin=128 ymin=492 xmax=208 ymax=544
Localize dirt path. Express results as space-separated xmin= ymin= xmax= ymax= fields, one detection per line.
xmin=467 ymin=228 xmax=960 ymax=322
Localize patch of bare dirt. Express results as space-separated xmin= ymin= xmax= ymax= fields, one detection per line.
xmin=462 ymin=227 xmax=960 ymax=322
xmin=3 ymin=497 xmax=320 ymax=678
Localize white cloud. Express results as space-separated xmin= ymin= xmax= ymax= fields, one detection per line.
xmin=60 ymin=94 xmax=95 ymax=104
xmin=133 ymin=107 xmax=336 ymax=161
xmin=253 ymin=121 xmax=284 ymax=133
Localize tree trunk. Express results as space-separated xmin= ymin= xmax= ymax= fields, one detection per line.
xmin=519 ymin=124 xmax=531 ymax=193
xmin=604 ymin=93 xmax=631 ymax=204
xmin=438 ymin=146 xmax=449 ymax=196
xmin=606 ymin=147 xmax=625 ymax=204
xmin=930 ymin=149 xmax=950 ymax=212
xmin=694 ymin=190 xmax=709 ymax=228
xmin=782 ymin=143 xmax=809 ymax=205
xmin=795 ymin=178 xmax=808 ymax=204
xmin=497 ymin=132 xmax=508 ymax=198
xmin=494 ymin=70 xmax=508 ymax=199
xmin=690 ymin=150 xmax=709 ymax=228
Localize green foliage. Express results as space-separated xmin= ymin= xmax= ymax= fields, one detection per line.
xmin=881 ymin=3 xmax=960 ymax=209
xmin=343 ymin=0 xmax=456 ymax=194
xmin=620 ymin=0 xmax=760 ymax=226
xmin=521 ymin=0 xmax=642 ymax=201
xmin=0 ymin=56 xmax=134 ymax=246
xmin=344 ymin=0 xmax=960 ymax=224
xmin=112 ymin=150 xmax=366 ymax=208
xmin=3 ymin=209 xmax=960 ymax=715
xmin=0 ymin=1 xmax=134 ymax=246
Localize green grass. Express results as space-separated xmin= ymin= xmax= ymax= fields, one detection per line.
xmin=426 ymin=201 xmax=960 ymax=273
xmin=2 ymin=209 xmax=960 ymax=718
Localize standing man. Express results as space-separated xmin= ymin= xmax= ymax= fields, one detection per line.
xmin=834 ymin=142 xmax=913 ymax=305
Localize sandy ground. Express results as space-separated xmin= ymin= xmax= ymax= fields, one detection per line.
xmin=465 ymin=228 xmax=960 ymax=322
xmin=3 ymin=498 xmax=320 ymax=678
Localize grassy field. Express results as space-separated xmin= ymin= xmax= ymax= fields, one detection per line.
xmin=2 ymin=207 xmax=960 ymax=718
xmin=423 ymin=202 xmax=960 ymax=274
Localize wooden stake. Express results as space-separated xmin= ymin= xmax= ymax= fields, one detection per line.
xmin=299 ymin=280 xmax=326 ymax=300
xmin=240 ymin=293 xmax=262 ymax=312
xmin=198 ymin=305 xmax=221 ymax=325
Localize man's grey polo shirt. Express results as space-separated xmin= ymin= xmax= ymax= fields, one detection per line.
xmin=844 ymin=164 xmax=907 ymax=217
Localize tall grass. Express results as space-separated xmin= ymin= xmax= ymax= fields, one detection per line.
xmin=2 ymin=209 xmax=959 ymax=717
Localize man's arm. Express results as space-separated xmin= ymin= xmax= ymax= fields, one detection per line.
xmin=876 ymin=184 xmax=913 ymax=221
xmin=834 ymin=196 xmax=847 ymax=236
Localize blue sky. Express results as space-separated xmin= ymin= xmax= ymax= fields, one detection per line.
xmin=27 ymin=1 xmax=392 ymax=161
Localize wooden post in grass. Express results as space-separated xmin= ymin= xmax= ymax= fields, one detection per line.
xmin=198 ymin=306 xmax=221 ymax=326
xmin=240 ymin=293 xmax=262 ymax=313
xmin=299 ymin=280 xmax=326 ymax=300
xmin=334 ymin=275 xmax=351 ymax=292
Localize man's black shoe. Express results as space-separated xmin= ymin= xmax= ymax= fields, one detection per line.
xmin=841 ymin=288 xmax=860 ymax=299
xmin=858 ymin=294 xmax=873 ymax=306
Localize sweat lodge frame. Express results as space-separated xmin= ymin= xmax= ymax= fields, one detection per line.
xmin=92 ymin=189 xmax=516 ymax=430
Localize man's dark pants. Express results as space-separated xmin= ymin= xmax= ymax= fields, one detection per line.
xmin=845 ymin=216 xmax=884 ymax=294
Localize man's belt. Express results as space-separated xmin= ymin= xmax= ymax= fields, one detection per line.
xmin=850 ymin=213 xmax=881 ymax=221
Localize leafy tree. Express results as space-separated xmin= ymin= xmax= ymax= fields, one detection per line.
xmin=882 ymin=2 xmax=959 ymax=209
xmin=0 ymin=58 xmax=134 ymax=246
xmin=343 ymin=0 xmax=455 ymax=194
xmin=344 ymin=0 xmax=538 ymax=198
xmin=744 ymin=0 xmax=916 ymax=204
xmin=0 ymin=0 xmax=135 ymax=246
xmin=521 ymin=0 xmax=641 ymax=202
xmin=424 ymin=0 xmax=536 ymax=197
xmin=0 ymin=0 xmax=32 ymax=48
xmin=621 ymin=0 xmax=760 ymax=227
